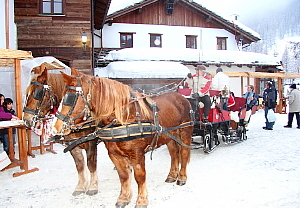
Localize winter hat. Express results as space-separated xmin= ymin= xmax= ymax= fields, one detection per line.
xmin=290 ymin=84 xmax=296 ymax=89
xmin=216 ymin=67 xmax=223 ymax=73
xmin=195 ymin=65 xmax=206 ymax=71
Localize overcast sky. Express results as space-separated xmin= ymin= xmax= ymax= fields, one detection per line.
xmin=108 ymin=0 xmax=295 ymax=23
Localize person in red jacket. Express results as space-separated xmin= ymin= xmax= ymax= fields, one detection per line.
xmin=0 ymin=94 xmax=19 ymax=154
xmin=185 ymin=65 xmax=212 ymax=122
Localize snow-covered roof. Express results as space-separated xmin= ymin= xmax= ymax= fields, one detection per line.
xmin=95 ymin=61 xmax=190 ymax=78
xmin=104 ymin=48 xmax=281 ymax=66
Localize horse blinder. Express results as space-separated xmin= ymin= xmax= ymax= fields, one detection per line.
xmin=63 ymin=92 xmax=78 ymax=107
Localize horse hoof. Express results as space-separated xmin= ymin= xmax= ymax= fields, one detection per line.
xmin=115 ymin=201 xmax=129 ymax=208
xmin=165 ymin=178 xmax=176 ymax=183
xmin=176 ymin=180 xmax=186 ymax=186
xmin=86 ymin=190 xmax=98 ymax=196
xmin=135 ymin=205 xmax=147 ymax=208
xmin=72 ymin=190 xmax=85 ymax=196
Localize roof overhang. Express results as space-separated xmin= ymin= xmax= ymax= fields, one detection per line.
xmin=94 ymin=0 xmax=112 ymax=30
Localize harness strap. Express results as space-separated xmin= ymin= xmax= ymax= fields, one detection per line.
xmin=63 ymin=119 xmax=118 ymax=152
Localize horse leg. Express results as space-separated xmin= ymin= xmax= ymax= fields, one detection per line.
xmin=177 ymin=129 xmax=192 ymax=186
xmin=70 ymin=146 xmax=88 ymax=196
xmin=165 ymin=139 xmax=180 ymax=183
xmin=108 ymin=152 xmax=132 ymax=208
xmin=85 ymin=140 xmax=98 ymax=196
xmin=131 ymin=154 xmax=148 ymax=208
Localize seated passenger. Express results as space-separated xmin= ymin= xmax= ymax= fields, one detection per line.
xmin=242 ymin=85 xmax=257 ymax=110
xmin=211 ymin=67 xmax=230 ymax=92
xmin=228 ymin=92 xmax=235 ymax=108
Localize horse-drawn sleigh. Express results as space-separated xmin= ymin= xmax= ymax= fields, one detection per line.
xmin=23 ymin=68 xmax=255 ymax=207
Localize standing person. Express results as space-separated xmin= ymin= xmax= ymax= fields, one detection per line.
xmin=0 ymin=96 xmax=19 ymax=155
xmin=242 ymin=85 xmax=257 ymax=110
xmin=185 ymin=65 xmax=212 ymax=122
xmin=262 ymin=81 xmax=277 ymax=130
xmin=211 ymin=67 xmax=230 ymax=91
xmin=284 ymin=84 xmax=300 ymax=129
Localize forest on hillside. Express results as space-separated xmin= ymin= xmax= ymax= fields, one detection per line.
xmin=242 ymin=0 xmax=300 ymax=81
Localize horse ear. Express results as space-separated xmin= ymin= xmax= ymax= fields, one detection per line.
xmin=71 ymin=68 xmax=81 ymax=76
xmin=60 ymin=71 xmax=73 ymax=85
xmin=37 ymin=68 xmax=48 ymax=83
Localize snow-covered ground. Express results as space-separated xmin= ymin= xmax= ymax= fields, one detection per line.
xmin=1 ymin=109 xmax=300 ymax=208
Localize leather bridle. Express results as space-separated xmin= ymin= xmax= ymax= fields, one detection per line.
xmin=55 ymin=77 xmax=92 ymax=133
xmin=23 ymin=81 xmax=56 ymax=126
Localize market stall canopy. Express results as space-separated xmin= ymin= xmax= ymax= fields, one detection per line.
xmin=0 ymin=48 xmax=33 ymax=67
xmin=21 ymin=56 xmax=71 ymax=103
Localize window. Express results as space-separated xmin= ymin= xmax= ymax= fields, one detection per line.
xmin=186 ymin=35 xmax=197 ymax=49
xmin=150 ymin=34 xmax=162 ymax=47
xmin=40 ymin=0 xmax=64 ymax=15
xmin=217 ymin=37 xmax=227 ymax=50
xmin=120 ymin=33 xmax=133 ymax=48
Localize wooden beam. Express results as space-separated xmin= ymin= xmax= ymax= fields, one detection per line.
xmin=14 ymin=59 xmax=22 ymax=118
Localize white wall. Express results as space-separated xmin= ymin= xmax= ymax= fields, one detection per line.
xmin=0 ymin=0 xmax=17 ymax=107
xmin=0 ymin=0 xmax=17 ymax=49
xmin=95 ymin=23 xmax=239 ymax=51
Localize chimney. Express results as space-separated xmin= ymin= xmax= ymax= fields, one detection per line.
xmin=230 ymin=13 xmax=240 ymax=21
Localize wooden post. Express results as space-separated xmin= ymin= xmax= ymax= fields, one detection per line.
xmin=241 ymin=77 xmax=244 ymax=95
xmin=14 ymin=59 xmax=22 ymax=118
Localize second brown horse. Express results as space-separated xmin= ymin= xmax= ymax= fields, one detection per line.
xmin=52 ymin=72 xmax=194 ymax=208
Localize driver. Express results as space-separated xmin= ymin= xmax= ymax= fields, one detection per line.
xmin=185 ymin=65 xmax=212 ymax=122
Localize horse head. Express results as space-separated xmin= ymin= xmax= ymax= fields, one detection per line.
xmin=23 ymin=67 xmax=81 ymax=129
xmin=52 ymin=72 xmax=92 ymax=135
xmin=23 ymin=68 xmax=57 ymax=128
xmin=52 ymin=71 xmax=144 ymax=135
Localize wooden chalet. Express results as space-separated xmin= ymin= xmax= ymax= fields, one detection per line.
xmin=104 ymin=0 xmax=259 ymax=44
xmin=14 ymin=0 xmax=111 ymax=75
xmin=94 ymin=0 xmax=283 ymax=96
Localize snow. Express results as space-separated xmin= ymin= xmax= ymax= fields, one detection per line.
xmin=104 ymin=48 xmax=281 ymax=65
xmin=95 ymin=61 xmax=190 ymax=78
xmin=1 ymin=109 xmax=300 ymax=208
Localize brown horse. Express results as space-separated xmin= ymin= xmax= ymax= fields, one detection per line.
xmin=52 ymin=72 xmax=194 ymax=208
xmin=22 ymin=68 xmax=98 ymax=196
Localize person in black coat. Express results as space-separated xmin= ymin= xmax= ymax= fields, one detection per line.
xmin=262 ymin=81 xmax=277 ymax=130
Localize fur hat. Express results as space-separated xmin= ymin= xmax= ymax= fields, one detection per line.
xmin=195 ymin=65 xmax=206 ymax=71
xmin=290 ymin=84 xmax=297 ymax=89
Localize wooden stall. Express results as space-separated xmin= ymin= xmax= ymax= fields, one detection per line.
xmin=0 ymin=48 xmax=39 ymax=177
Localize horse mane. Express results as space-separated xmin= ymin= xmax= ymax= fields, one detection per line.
xmin=47 ymin=73 xmax=66 ymax=102
xmin=87 ymin=76 xmax=150 ymax=124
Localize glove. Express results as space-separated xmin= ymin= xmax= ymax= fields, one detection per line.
xmin=198 ymin=92 xmax=205 ymax=97
xmin=192 ymin=93 xmax=199 ymax=99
